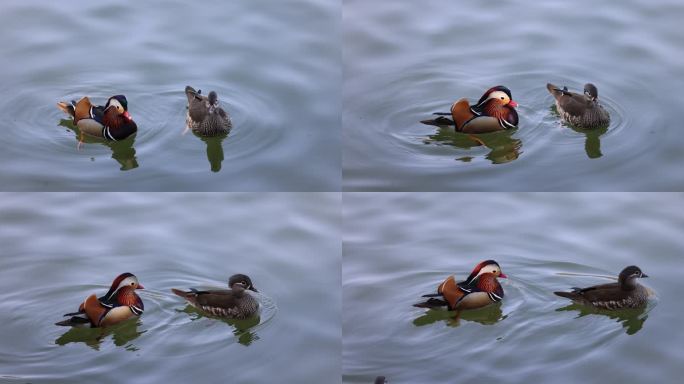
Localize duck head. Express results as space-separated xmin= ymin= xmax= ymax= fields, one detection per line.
xmin=618 ymin=265 xmax=648 ymax=290
xmin=465 ymin=260 xmax=507 ymax=285
xmin=583 ymin=83 xmax=599 ymax=102
xmin=103 ymin=272 xmax=144 ymax=302
xmin=471 ymin=86 xmax=519 ymax=128
xmin=207 ymin=91 xmax=220 ymax=114
xmin=229 ymin=273 xmax=258 ymax=292
xmin=105 ymin=95 xmax=132 ymax=120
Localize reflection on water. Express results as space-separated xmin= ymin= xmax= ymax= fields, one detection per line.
xmin=177 ymin=305 xmax=261 ymax=346
xmin=192 ymin=131 xmax=228 ymax=173
xmin=413 ymin=304 xmax=506 ymax=327
xmin=425 ymin=127 xmax=522 ymax=164
xmin=550 ymin=106 xmax=609 ymax=159
xmin=55 ymin=318 xmax=145 ymax=351
xmin=58 ymin=119 xmax=139 ymax=171
xmin=556 ymin=304 xmax=649 ymax=335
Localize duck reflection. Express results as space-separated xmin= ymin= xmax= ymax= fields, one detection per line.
xmin=571 ymin=125 xmax=609 ymax=159
xmin=424 ymin=127 xmax=522 ymax=164
xmin=179 ymin=305 xmax=261 ymax=346
xmin=58 ymin=119 xmax=138 ymax=170
xmin=190 ymin=130 xmax=228 ymax=173
xmin=55 ymin=318 xmax=144 ymax=351
xmin=555 ymin=303 xmax=649 ymax=335
xmin=549 ymin=105 xmax=609 ymax=159
xmin=413 ymin=303 xmax=506 ymax=327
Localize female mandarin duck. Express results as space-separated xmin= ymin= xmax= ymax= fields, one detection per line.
xmin=555 ymin=266 xmax=650 ymax=310
xmin=56 ymin=273 xmax=144 ymax=327
xmin=171 ymin=274 xmax=259 ymax=319
xmin=57 ymin=95 xmax=137 ymax=141
xmin=422 ymin=86 xmax=519 ymax=133
xmin=414 ymin=260 xmax=507 ymax=310
xmin=185 ymin=86 xmax=232 ymax=136
xmin=546 ymin=83 xmax=610 ymax=128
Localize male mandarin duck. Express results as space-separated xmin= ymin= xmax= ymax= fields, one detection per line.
xmin=57 ymin=95 xmax=137 ymax=141
xmin=547 ymin=82 xmax=610 ymax=128
xmin=414 ymin=260 xmax=507 ymax=310
xmin=185 ymin=86 xmax=232 ymax=136
xmin=422 ymin=86 xmax=519 ymax=133
xmin=171 ymin=274 xmax=259 ymax=319
xmin=555 ymin=266 xmax=650 ymax=310
xmin=56 ymin=273 xmax=144 ymax=327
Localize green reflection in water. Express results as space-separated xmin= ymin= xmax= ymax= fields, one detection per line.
xmin=425 ymin=127 xmax=522 ymax=165
xmin=549 ymin=105 xmax=609 ymax=159
xmin=413 ymin=302 xmax=507 ymax=328
xmin=178 ymin=305 xmax=261 ymax=346
xmin=58 ymin=119 xmax=138 ymax=171
xmin=191 ymin=131 xmax=228 ymax=173
xmin=555 ymin=303 xmax=649 ymax=335
xmin=55 ymin=318 xmax=145 ymax=351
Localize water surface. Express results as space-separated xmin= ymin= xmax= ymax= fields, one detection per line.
xmin=0 ymin=0 xmax=340 ymax=191
xmin=343 ymin=0 xmax=684 ymax=191
xmin=343 ymin=193 xmax=684 ymax=383
xmin=0 ymin=193 xmax=341 ymax=383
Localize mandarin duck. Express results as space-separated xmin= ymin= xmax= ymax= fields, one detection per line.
xmin=56 ymin=273 xmax=144 ymax=327
xmin=414 ymin=260 xmax=507 ymax=311
xmin=547 ymin=83 xmax=610 ymax=128
xmin=185 ymin=86 xmax=232 ymax=136
xmin=57 ymin=95 xmax=137 ymax=141
xmin=554 ymin=266 xmax=650 ymax=310
xmin=171 ymin=274 xmax=259 ymax=319
xmin=422 ymin=86 xmax=519 ymax=133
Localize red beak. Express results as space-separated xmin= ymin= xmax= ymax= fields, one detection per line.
xmin=508 ymin=100 xmax=518 ymax=108
xmin=137 ymin=284 xmax=144 ymax=289
xmin=123 ymin=111 xmax=132 ymax=120
xmin=499 ymin=273 xmax=508 ymax=278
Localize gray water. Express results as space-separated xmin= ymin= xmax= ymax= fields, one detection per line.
xmin=0 ymin=0 xmax=340 ymax=191
xmin=343 ymin=193 xmax=684 ymax=383
xmin=343 ymin=0 xmax=684 ymax=191
xmin=0 ymin=193 xmax=341 ymax=383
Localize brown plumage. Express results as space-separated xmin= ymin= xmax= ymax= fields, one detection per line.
xmin=547 ymin=83 xmax=610 ymax=129
xmin=185 ymin=86 xmax=232 ymax=136
xmin=554 ymin=266 xmax=650 ymax=310
xmin=422 ymin=86 xmax=519 ymax=133
xmin=172 ymin=274 xmax=259 ymax=319
xmin=414 ymin=260 xmax=507 ymax=311
xmin=56 ymin=273 xmax=144 ymax=327
xmin=57 ymin=95 xmax=137 ymax=141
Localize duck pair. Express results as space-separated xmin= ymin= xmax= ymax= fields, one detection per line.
xmin=413 ymin=261 xmax=650 ymax=312
xmin=422 ymin=83 xmax=609 ymax=132
xmin=56 ymin=273 xmax=259 ymax=328
xmin=56 ymin=85 xmax=231 ymax=142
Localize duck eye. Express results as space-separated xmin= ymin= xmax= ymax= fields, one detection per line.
xmin=500 ymin=97 xmax=504 ymax=100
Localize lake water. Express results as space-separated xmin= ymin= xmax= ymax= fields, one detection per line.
xmin=0 ymin=0 xmax=340 ymax=191
xmin=343 ymin=193 xmax=684 ymax=383
xmin=343 ymin=0 xmax=684 ymax=191
xmin=0 ymin=193 xmax=341 ymax=383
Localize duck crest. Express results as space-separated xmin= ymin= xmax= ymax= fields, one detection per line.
xmin=465 ymin=259 xmax=496 ymax=285
xmin=104 ymin=272 xmax=135 ymax=300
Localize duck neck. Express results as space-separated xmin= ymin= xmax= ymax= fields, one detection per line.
xmin=116 ymin=287 xmax=141 ymax=306
xmin=620 ymin=276 xmax=638 ymax=291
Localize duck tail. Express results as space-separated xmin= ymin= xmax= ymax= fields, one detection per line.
xmin=57 ymin=101 xmax=75 ymax=117
xmin=420 ymin=116 xmax=454 ymax=126
xmin=171 ymin=288 xmax=192 ymax=298
xmin=413 ymin=297 xmax=448 ymax=308
xmin=553 ymin=291 xmax=577 ymax=299
xmin=55 ymin=316 xmax=91 ymax=327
